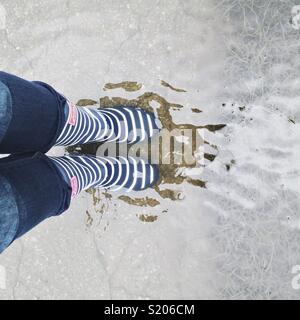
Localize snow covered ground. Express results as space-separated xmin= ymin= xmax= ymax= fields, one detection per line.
xmin=0 ymin=0 xmax=300 ymax=300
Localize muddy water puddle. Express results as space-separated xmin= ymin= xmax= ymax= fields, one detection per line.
xmin=67 ymin=81 xmax=226 ymax=225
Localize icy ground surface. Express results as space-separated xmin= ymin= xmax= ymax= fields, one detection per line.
xmin=0 ymin=0 xmax=300 ymax=299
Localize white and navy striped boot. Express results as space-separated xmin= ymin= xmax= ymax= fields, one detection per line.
xmin=50 ymin=155 xmax=159 ymax=197
xmin=55 ymin=102 xmax=161 ymax=147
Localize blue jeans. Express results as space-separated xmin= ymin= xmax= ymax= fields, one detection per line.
xmin=0 ymin=72 xmax=72 ymax=252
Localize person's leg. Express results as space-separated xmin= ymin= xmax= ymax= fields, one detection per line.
xmin=50 ymin=154 xmax=159 ymax=196
xmin=55 ymin=104 xmax=161 ymax=146
xmin=0 ymin=71 xmax=66 ymax=154
xmin=0 ymin=153 xmax=71 ymax=253
xmin=0 ymin=153 xmax=159 ymax=253
xmin=0 ymin=80 xmax=12 ymax=144
xmin=0 ymin=71 xmax=161 ymax=154
xmin=0 ymin=175 xmax=19 ymax=252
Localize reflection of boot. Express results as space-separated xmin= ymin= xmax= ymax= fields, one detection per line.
xmin=55 ymin=103 xmax=161 ymax=146
xmin=50 ymin=154 xmax=159 ymax=197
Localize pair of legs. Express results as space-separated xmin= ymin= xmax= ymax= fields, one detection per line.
xmin=0 ymin=72 xmax=160 ymax=253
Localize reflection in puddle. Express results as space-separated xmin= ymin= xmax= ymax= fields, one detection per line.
xmin=67 ymin=81 xmax=226 ymax=224
xmin=138 ymin=214 xmax=158 ymax=223
xmin=85 ymin=210 xmax=94 ymax=228
xmin=191 ymin=108 xmax=202 ymax=114
xmin=160 ymin=80 xmax=187 ymax=93
xmin=118 ymin=196 xmax=160 ymax=207
xmin=77 ymin=99 xmax=98 ymax=106
xmin=103 ymin=81 xmax=142 ymax=92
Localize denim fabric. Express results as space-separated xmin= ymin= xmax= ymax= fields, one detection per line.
xmin=0 ymin=81 xmax=12 ymax=145
xmin=0 ymin=175 xmax=19 ymax=253
xmin=0 ymin=72 xmax=71 ymax=252
xmin=0 ymin=71 xmax=67 ymax=154
xmin=0 ymin=153 xmax=72 ymax=247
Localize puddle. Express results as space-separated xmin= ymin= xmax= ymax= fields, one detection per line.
xmin=191 ymin=108 xmax=202 ymax=114
xmin=77 ymin=99 xmax=98 ymax=106
xmin=138 ymin=214 xmax=158 ymax=223
xmin=103 ymin=81 xmax=142 ymax=92
xmin=118 ymin=196 xmax=160 ymax=207
xmin=160 ymin=80 xmax=187 ymax=93
xmin=67 ymin=81 xmax=226 ymax=224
